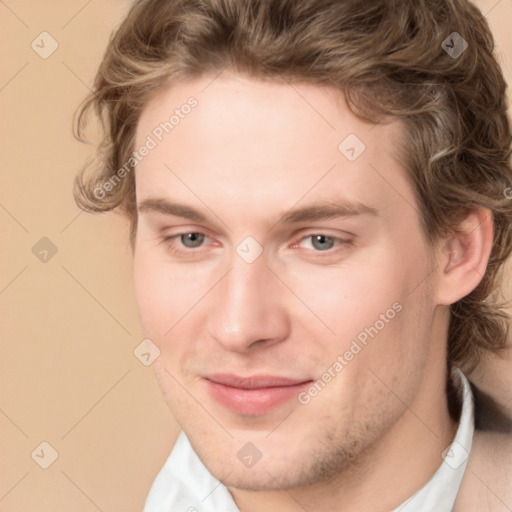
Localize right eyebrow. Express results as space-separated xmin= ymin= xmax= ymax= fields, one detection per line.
xmin=137 ymin=198 xmax=208 ymax=223
xmin=279 ymin=201 xmax=378 ymax=225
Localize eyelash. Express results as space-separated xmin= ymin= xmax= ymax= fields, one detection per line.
xmin=162 ymin=232 xmax=353 ymax=257
xmin=162 ymin=233 xmax=214 ymax=257
xmin=290 ymin=235 xmax=353 ymax=261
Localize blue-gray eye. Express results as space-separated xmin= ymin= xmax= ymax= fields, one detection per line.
xmin=180 ymin=233 xmax=205 ymax=248
xmin=311 ymin=234 xmax=335 ymax=250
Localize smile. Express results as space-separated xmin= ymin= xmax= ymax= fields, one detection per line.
xmin=204 ymin=374 xmax=313 ymax=415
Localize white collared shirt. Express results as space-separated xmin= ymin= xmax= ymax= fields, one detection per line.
xmin=144 ymin=369 xmax=474 ymax=512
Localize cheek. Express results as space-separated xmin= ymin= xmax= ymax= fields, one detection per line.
xmin=133 ymin=245 xmax=175 ymax=337
xmin=283 ymin=245 xmax=433 ymax=365
xmin=132 ymin=243 xmax=215 ymax=339
xmin=283 ymin=258 xmax=408 ymax=336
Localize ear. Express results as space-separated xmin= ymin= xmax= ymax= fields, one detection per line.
xmin=436 ymin=207 xmax=493 ymax=306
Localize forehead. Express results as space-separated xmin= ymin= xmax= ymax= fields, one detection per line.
xmin=134 ymin=74 xmax=413 ymax=224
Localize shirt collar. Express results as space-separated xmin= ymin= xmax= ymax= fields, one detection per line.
xmin=144 ymin=368 xmax=474 ymax=512
xmin=392 ymin=367 xmax=474 ymax=512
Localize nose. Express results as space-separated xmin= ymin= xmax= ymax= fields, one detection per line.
xmin=206 ymin=254 xmax=291 ymax=353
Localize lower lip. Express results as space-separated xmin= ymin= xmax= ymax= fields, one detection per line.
xmin=205 ymin=380 xmax=312 ymax=415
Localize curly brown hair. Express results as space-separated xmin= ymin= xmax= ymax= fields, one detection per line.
xmin=74 ymin=0 xmax=512 ymax=371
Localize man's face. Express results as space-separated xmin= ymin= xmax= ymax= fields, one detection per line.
xmin=133 ymin=74 xmax=442 ymax=490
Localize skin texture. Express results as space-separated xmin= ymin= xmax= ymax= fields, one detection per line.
xmin=132 ymin=73 xmax=492 ymax=512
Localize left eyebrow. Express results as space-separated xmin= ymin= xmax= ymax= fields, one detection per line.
xmin=278 ymin=201 xmax=378 ymax=225
xmin=137 ymin=198 xmax=208 ymax=223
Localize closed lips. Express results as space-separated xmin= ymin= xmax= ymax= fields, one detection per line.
xmin=204 ymin=374 xmax=313 ymax=415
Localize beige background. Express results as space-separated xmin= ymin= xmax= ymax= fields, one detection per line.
xmin=1 ymin=1 xmax=511 ymax=510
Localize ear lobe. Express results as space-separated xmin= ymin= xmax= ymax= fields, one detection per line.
xmin=436 ymin=207 xmax=493 ymax=306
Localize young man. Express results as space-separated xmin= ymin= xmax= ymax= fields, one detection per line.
xmin=75 ymin=0 xmax=512 ymax=510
